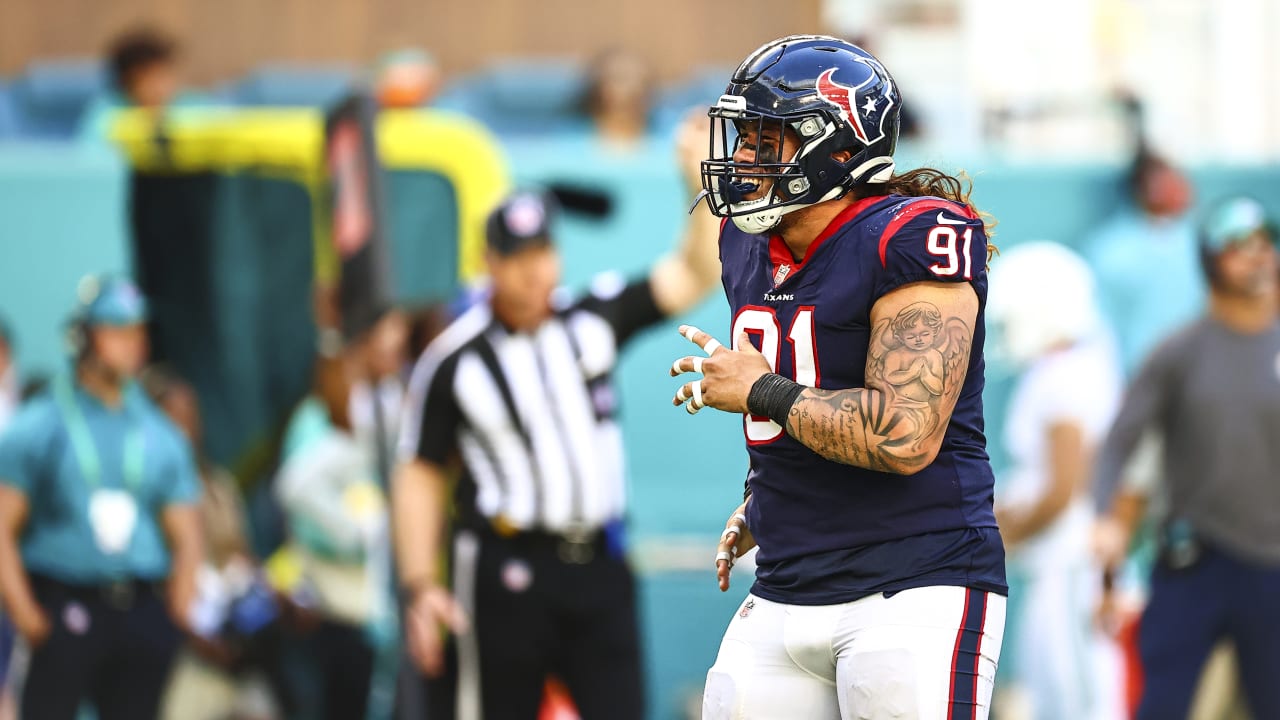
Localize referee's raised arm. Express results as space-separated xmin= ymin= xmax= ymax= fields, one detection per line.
xmin=648 ymin=111 xmax=724 ymax=317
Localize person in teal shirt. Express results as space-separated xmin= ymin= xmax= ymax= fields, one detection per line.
xmin=0 ymin=275 xmax=202 ymax=720
xmin=1081 ymin=150 xmax=1205 ymax=376
xmin=77 ymin=27 xmax=214 ymax=144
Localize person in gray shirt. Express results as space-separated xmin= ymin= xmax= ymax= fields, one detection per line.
xmin=1093 ymin=195 xmax=1280 ymax=720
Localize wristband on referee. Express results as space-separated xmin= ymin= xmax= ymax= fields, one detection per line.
xmin=746 ymin=373 xmax=805 ymax=428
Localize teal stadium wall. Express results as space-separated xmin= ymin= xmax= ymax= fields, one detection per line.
xmin=0 ymin=143 xmax=133 ymax=378
xmin=3 ymin=133 xmax=1280 ymax=718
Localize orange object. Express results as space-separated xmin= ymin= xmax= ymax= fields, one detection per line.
xmin=539 ymin=677 xmax=580 ymax=720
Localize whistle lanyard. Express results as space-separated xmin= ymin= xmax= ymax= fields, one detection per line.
xmin=54 ymin=375 xmax=144 ymax=492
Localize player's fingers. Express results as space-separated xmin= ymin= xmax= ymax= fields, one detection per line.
xmin=717 ymin=559 xmax=732 ymax=591
xmin=428 ymin=591 xmax=470 ymax=635
xmin=673 ymin=381 xmax=706 ymax=411
xmin=673 ymin=382 xmax=688 ymax=406
xmin=678 ymin=324 xmax=725 ymax=356
xmin=724 ymin=512 xmax=747 ymax=537
xmin=669 ymin=355 xmax=705 ymax=377
xmin=406 ymin=611 xmax=445 ymax=677
xmin=735 ymin=331 xmax=761 ymax=357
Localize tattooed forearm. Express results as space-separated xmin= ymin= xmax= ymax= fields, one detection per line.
xmin=786 ymin=387 xmax=930 ymax=473
xmin=784 ymin=299 xmax=974 ymax=474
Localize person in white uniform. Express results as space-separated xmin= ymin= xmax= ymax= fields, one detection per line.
xmin=986 ymin=242 xmax=1125 ymax=720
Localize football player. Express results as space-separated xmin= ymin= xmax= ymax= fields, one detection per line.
xmin=668 ymin=36 xmax=1006 ymax=719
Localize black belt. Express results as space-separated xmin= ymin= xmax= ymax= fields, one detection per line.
xmin=472 ymin=521 xmax=606 ymax=565
xmin=29 ymin=574 xmax=161 ymax=611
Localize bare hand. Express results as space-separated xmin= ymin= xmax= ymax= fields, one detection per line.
xmin=167 ymin=579 xmax=197 ymax=633
xmin=189 ymin=634 xmax=239 ymax=669
xmin=716 ymin=500 xmax=756 ymax=592
xmin=404 ymin=584 xmax=469 ymax=677
xmin=995 ymin=505 xmax=1024 ymax=548
xmin=1092 ymin=515 xmax=1130 ymax=570
xmin=13 ymin=604 xmax=50 ymax=648
xmin=676 ymin=110 xmax=710 ymax=193
xmin=670 ymin=326 xmax=772 ymax=415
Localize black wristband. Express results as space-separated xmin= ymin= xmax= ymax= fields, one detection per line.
xmin=746 ymin=373 xmax=805 ymax=427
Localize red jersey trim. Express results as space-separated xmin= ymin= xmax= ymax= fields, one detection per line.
xmin=767 ymin=194 xmax=889 ymax=287
xmin=877 ymin=199 xmax=978 ymax=268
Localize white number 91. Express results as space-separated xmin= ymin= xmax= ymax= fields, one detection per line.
xmin=927 ymin=226 xmax=974 ymax=279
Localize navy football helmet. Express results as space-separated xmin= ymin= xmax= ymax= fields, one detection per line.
xmin=701 ymin=35 xmax=901 ymax=234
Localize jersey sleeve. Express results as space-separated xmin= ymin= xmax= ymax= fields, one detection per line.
xmin=399 ymin=351 xmax=464 ymax=467
xmin=160 ymin=429 xmax=202 ymax=506
xmin=571 ymin=272 xmax=665 ymax=348
xmin=872 ymin=199 xmax=987 ymax=300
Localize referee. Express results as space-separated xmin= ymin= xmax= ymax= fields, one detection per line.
xmin=393 ymin=119 xmax=719 ymax=720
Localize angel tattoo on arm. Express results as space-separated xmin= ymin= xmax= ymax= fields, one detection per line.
xmin=867 ymin=301 xmax=972 ymax=455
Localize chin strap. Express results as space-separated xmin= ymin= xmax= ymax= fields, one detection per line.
xmin=688 ymin=189 xmax=712 ymax=215
xmin=730 ymin=185 xmax=848 ymax=234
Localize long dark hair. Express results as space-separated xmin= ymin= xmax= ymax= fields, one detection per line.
xmin=859 ymin=167 xmax=998 ymax=263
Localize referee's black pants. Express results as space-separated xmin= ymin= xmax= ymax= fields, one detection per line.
xmin=22 ymin=574 xmax=181 ymax=720
xmin=458 ymin=527 xmax=644 ymax=720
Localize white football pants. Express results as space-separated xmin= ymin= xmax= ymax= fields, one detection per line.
xmin=703 ymin=585 xmax=1005 ymax=720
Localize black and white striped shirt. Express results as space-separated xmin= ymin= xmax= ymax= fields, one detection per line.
xmin=398 ymin=274 xmax=665 ymax=533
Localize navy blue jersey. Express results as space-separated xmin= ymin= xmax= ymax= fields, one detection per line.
xmin=720 ymin=194 xmax=1006 ymax=604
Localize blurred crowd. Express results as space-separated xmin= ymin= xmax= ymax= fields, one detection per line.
xmin=0 ymin=20 xmax=1278 ymax=720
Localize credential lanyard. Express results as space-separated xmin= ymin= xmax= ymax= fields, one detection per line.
xmin=54 ymin=375 xmax=144 ymax=492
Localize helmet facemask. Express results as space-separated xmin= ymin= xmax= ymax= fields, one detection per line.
xmin=700 ymin=94 xmax=895 ymax=234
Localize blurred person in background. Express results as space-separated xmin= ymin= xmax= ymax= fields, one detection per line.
xmin=374 ymin=48 xmax=442 ymax=109
xmin=78 ymin=26 xmax=197 ymax=142
xmin=0 ymin=320 xmax=15 ymax=720
xmin=0 ymin=275 xmax=202 ymax=720
xmin=394 ymin=112 xmax=718 ymax=720
xmin=143 ymin=366 xmax=281 ymax=720
xmin=581 ymin=47 xmax=653 ymax=146
xmin=0 ymin=319 xmax=17 ymax=432
xmin=405 ymin=305 xmax=451 ymax=364
xmin=1082 ymin=148 xmax=1203 ymax=376
xmin=348 ymin=308 xmax=411 ymax=467
xmin=986 ymin=242 xmax=1124 ymax=720
xmin=274 ymin=307 xmax=408 ymax=720
xmin=1093 ymin=196 xmax=1280 ymax=719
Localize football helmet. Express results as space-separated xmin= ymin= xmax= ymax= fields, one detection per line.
xmin=985 ymin=242 xmax=1101 ymax=367
xmin=700 ymin=35 xmax=901 ymax=234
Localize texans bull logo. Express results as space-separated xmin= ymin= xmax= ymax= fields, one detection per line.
xmin=814 ymin=60 xmax=895 ymax=147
